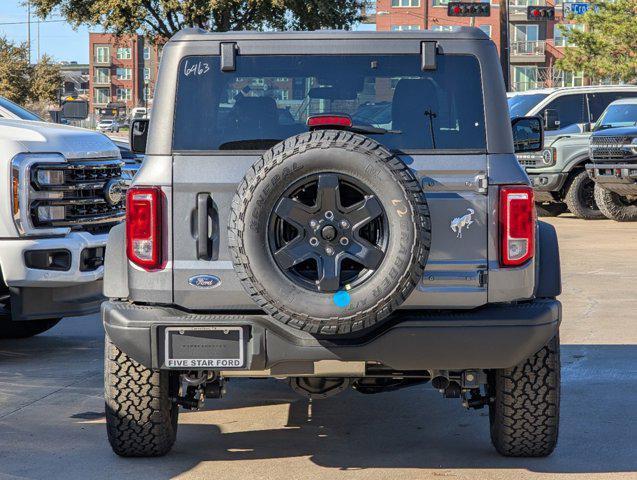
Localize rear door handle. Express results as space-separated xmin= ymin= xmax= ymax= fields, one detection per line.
xmin=196 ymin=193 xmax=219 ymax=260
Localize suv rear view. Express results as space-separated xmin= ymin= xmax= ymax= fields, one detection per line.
xmin=102 ymin=28 xmax=561 ymax=458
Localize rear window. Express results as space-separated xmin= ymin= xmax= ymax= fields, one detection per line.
xmin=173 ymin=54 xmax=486 ymax=152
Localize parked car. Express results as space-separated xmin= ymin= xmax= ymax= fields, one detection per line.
xmin=131 ymin=107 xmax=148 ymax=120
xmin=97 ymin=118 xmax=120 ymax=133
xmin=587 ymin=98 xmax=637 ymax=221
xmin=508 ymin=85 xmax=637 ymax=218
xmin=103 ymin=28 xmax=561 ymax=458
xmin=0 ymin=118 xmax=126 ymax=338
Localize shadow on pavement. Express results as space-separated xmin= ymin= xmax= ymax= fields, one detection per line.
xmin=129 ymin=344 xmax=636 ymax=477
xmin=0 ymin=342 xmax=635 ymax=478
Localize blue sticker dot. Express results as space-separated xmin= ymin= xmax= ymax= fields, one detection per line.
xmin=333 ymin=290 xmax=351 ymax=308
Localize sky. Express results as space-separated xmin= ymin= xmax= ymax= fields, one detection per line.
xmin=0 ymin=1 xmax=375 ymax=65
xmin=0 ymin=0 xmax=89 ymax=63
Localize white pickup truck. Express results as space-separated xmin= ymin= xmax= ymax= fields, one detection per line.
xmin=0 ymin=114 xmax=126 ymax=338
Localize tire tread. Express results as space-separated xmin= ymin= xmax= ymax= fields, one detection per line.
xmin=490 ymin=335 xmax=560 ymax=457
xmin=228 ymin=130 xmax=430 ymax=335
xmin=104 ymin=335 xmax=177 ymax=457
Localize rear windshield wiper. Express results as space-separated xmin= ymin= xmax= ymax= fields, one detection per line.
xmin=218 ymin=139 xmax=282 ymax=150
xmin=349 ymin=124 xmax=401 ymax=135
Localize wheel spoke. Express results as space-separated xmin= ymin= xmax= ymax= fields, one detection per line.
xmin=274 ymin=197 xmax=314 ymax=228
xmin=316 ymin=174 xmax=341 ymax=213
xmin=346 ymin=195 xmax=383 ymax=230
xmin=273 ymin=239 xmax=313 ymax=270
xmin=317 ymin=255 xmax=341 ymax=292
xmin=347 ymin=238 xmax=385 ymax=270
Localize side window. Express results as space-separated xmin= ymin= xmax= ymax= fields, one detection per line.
xmin=588 ymin=92 xmax=637 ymax=123
xmin=541 ymin=94 xmax=586 ymax=132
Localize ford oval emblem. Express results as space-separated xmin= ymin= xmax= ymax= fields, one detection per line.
xmin=188 ymin=275 xmax=222 ymax=289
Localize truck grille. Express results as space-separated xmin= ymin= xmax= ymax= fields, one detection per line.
xmin=31 ymin=159 xmax=126 ymax=234
xmin=590 ymin=136 xmax=634 ymax=161
xmin=518 ymin=158 xmax=539 ymax=167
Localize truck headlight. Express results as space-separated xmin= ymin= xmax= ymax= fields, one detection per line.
xmin=10 ymin=153 xmax=70 ymax=236
xmin=35 ymin=169 xmax=65 ymax=186
xmin=36 ymin=205 xmax=66 ymax=222
xmin=630 ymin=138 xmax=637 ymax=155
xmin=541 ymin=148 xmax=556 ymax=166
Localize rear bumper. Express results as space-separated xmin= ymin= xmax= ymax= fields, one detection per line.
xmin=103 ymin=299 xmax=561 ymax=373
xmin=586 ymin=163 xmax=637 ymax=195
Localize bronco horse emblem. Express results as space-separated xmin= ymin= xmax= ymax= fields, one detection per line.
xmin=450 ymin=208 xmax=475 ymax=238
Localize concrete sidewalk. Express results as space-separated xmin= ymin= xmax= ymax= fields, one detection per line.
xmin=0 ymin=217 xmax=635 ymax=480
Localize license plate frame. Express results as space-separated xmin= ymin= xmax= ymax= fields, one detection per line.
xmin=164 ymin=326 xmax=245 ymax=369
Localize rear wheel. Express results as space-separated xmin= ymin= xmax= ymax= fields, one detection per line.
xmin=594 ymin=185 xmax=637 ymax=222
xmin=564 ymin=170 xmax=604 ymax=219
xmin=104 ymin=335 xmax=179 ymax=457
xmin=489 ymin=334 xmax=560 ymax=457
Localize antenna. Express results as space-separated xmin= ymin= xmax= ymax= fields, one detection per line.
xmin=26 ymin=0 xmax=31 ymax=63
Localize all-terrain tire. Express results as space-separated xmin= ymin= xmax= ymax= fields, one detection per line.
xmin=104 ymin=335 xmax=178 ymax=457
xmin=228 ymin=130 xmax=431 ymax=335
xmin=489 ymin=334 xmax=560 ymax=457
xmin=594 ymin=185 xmax=637 ymax=222
xmin=535 ymin=202 xmax=567 ymax=218
xmin=564 ymin=170 xmax=604 ymax=219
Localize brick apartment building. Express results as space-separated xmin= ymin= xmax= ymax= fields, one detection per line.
xmin=89 ymin=33 xmax=161 ymax=119
xmin=375 ymin=0 xmax=586 ymax=91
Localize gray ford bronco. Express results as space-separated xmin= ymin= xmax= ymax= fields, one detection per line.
xmin=102 ymin=28 xmax=562 ymax=458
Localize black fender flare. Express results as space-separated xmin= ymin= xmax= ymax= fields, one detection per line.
xmin=535 ymin=221 xmax=561 ymax=298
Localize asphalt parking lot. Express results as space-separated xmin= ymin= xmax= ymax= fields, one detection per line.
xmin=1 ymin=216 xmax=636 ymax=480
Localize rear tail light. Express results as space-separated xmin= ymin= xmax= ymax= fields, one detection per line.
xmin=307 ymin=114 xmax=352 ymax=129
xmin=126 ymin=186 xmax=162 ymax=270
xmin=499 ymin=186 xmax=535 ymax=267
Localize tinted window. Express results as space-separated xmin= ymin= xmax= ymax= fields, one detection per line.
xmin=507 ymin=93 xmax=548 ymax=118
xmin=173 ymin=55 xmax=486 ymax=151
xmin=587 ymin=92 xmax=637 ymax=122
xmin=541 ymin=94 xmax=586 ymax=132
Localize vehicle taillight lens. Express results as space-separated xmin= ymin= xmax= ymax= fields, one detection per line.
xmin=499 ymin=186 xmax=535 ymax=267
xmin=126 ymin=186 xmax=162 ymax=270
xmin=307 ymin=114 xmax=353 ymax=128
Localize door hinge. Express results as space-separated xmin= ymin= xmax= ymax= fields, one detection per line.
xmin=478 ymin=270 xmax=488 ymax=287
xmin=477 ymin=174 xmax=488 ymax=194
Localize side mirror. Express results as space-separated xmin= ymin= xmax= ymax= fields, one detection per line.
xmin=544 ymin=108 xmax=560 ymax=130
xmin=130 ymin=119 xmax=149 ymax=154
xmin=511 ymin=116 xmax=544 ymax=153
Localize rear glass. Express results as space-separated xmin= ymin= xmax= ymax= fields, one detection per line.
xmin=173 ymin=54 xmax=486 ymax=152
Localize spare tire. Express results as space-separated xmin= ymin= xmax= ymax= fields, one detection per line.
xmin=229 ymin=130 xmax=431 ymax=335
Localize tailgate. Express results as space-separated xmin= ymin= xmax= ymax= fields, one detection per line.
xmin=171 ymin=153 xmax=489 ymax=310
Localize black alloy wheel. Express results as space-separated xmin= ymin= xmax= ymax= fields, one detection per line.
xmin=268 ymin=173 xmax=388 ymax=292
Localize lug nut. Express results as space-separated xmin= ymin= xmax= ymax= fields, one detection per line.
xmin=325 ymin=246 xmax=334 ymax=256
xmin=310 ymin=237 xmax=319 ymax=247
xmin=310 ymin=219 xmax=318 ymax=228
xmin=340 ymin=220 xmax=350 ymax=229
xmin=325 ymin=211 xmax=334 ymax=220
xmin=339 ymin=237 xmax=349 ymax=246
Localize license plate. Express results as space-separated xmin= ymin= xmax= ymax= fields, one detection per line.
xmin=164 ymin=326 xmax=245 ymax=368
